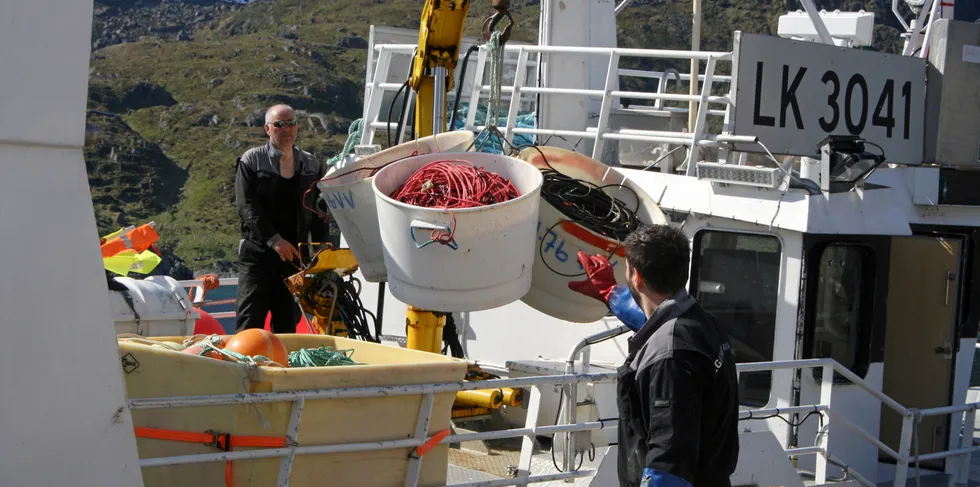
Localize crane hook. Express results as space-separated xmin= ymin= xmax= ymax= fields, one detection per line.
xmin=482 ymin=0 xmax=514 ymax=44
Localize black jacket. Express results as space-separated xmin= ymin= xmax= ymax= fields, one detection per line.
xmin=234 ymin=141 xmax=330 ymax=257
xmin=616 ymin=291 xmax=739 ymax=487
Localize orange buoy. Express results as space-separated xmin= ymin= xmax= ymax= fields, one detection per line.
xmin=193 ymin=309 xmax=226 ymax=336
xmin=224 ymin=328 xmax=289 ymax=366
xmin=263 ymin=311 xmax=314 ymax=334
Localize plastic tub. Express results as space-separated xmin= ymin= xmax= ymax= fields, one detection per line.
xmin=317 ymin=131 xmax=474 ymax=283
xmin=516 ymin=146 xmax=667 ymax=322
xmin=120 ymin=334 xmax=467 ymax=487
xmin=372 ymin=152 xmax=543 ymax=312
xmin=110 ymin=276 xmax=199 ymax=337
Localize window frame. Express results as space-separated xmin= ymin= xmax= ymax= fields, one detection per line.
xmin=801 ymin=235 xmax=890 ymax=384
xmin=689 ymin=228 xmax=784 ymax=408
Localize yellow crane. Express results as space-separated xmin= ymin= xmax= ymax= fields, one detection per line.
xmin=408 ymin=0 xmax=513 ymax=139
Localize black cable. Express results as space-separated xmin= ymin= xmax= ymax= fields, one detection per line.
xmin=550 ymin=387 xmax=585 ymax=473
xmin=387 ymin=80 xmax=410 ymax=148
xmin=449 ymin=45 xmax=480 ymax=131
xmin=302 ymin=273 xmax=380 ymax=342
xmin=740 ymin=406 xmax=825 ymax=429
xmin=522 ymin=145 xmax=641 ymax=276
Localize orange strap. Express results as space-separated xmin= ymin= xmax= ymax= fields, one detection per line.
xmin=411 ymin=428 xmax=451 ymax=459
xmin=134 ymin=427 xmax=287 ymax=487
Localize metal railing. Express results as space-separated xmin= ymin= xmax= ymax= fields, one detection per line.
xmin=172 ymin=276 xmax=979 ymax=486
xmin=359 ymin=41 xmax=748 ymax=175
xmin=130 ymin=372 xmax=618 ymax=487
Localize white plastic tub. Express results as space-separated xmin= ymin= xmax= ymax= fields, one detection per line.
xmin=516 ymin=146 xmax=667 ymax=323
xmin=372 ymin=152 xmax=544 ymax=312
xmin=110 ymin=275 xmax=199 ymax=337
xmin=316 ymin=131 xmax=474 ymax=282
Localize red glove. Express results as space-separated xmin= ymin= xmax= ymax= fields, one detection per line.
xmin=567 ymin=251 xmax=618 ymax=303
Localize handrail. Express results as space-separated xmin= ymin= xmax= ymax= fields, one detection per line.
xmin=174 ymin=271 xmax=971 ymax=487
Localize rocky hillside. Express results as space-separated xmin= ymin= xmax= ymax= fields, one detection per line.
xmin=84 ymin=0 xmax=909 ymax=277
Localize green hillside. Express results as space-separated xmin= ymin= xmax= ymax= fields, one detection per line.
xmin=84 ymin=0 xmax=909 ymax=276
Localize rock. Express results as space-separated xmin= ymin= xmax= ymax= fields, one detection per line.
xmin=224 ymin=134 xmax=243 ymax=149
xmin=98 ymin=81 xmax=177 ymax=113
xmin=337 ymin=36 xmax=368 ymax=49
xmin=208 ymin=78 xmax=223 ymax=89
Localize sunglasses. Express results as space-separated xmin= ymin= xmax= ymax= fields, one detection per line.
xmin=270 ymin=119 xmax=298 ymax=128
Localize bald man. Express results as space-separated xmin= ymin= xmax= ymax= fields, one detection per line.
xmin=234 ymin=104 xmax=335 ymax=333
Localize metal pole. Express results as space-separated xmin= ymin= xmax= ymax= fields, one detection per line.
xmin=687 ymin=0 xmax=701 ymax=133
xmin=432 ymin=66 xmax=447 ymax=135
xmin=799 ymin=0 xmax=835 ymax=45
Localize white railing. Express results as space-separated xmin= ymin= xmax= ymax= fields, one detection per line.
xmin=130 ymin=372 xmax=618 ymax=487
xmin=359 ymin=42 xmax=749 ymax=174
xmin=174 ymin=276 xmax=978 ymax=486
xmin=179 ymin=277 xmax=238 ymax=320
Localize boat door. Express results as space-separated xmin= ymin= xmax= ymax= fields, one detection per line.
xmin=879 ymin=235 xmax=963 ymax=468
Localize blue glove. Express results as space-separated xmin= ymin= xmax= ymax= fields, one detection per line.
xmin=640 ymin=469 xmax=693 ymax=487
xmin=606 ymin=284 xmax=646 ymax=331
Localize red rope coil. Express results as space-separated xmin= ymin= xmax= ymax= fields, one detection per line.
xmin=388 ymin=159 xmax=521 ymax=209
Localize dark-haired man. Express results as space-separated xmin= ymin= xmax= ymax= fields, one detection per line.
xmin=568 ymin=224 xmax=739 ymax=487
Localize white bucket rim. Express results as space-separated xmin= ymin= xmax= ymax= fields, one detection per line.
xmin=372 ymin=152 xmax=544 ymax=215
xmin=319 ymin=131 xmax=475 ymax=190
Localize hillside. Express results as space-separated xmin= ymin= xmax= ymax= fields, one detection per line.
xmin=84 ymin=0 xmax=909 ymax=276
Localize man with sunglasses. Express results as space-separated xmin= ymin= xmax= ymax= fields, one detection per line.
xmin=234 ymin=104 xmax=335 ymax=334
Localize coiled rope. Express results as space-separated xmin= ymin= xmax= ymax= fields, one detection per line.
xmin=388 ymin=159 xmax=521 ymax=249
xmin=388 ymin=159 xmax=520 ymax=209
xmin=288 ymin=346 xmax=358 ymax=367
xmin=529 ymin=146 xmax=640 ymax=241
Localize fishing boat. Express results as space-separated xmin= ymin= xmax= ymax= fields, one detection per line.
xmin=6 ymin=0 xmax=980 ymax=485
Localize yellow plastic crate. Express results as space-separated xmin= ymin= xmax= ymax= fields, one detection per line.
xmin=118 ymin=334 xmax=468 ymax=487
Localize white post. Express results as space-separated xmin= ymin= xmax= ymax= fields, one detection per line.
xmin=0 ymin=0 xmax=147 ymax=485
xmin=815 ymin=364 xmax=834 ymax=484
xmin=894 ymin=414 xmax=915 ymax=487
xmin=687 ymin=0 xmax=702 ymax=133
xmin=955 ymin=407 xmax=975 ymax=485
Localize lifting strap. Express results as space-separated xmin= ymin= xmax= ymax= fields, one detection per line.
xmin=134 ymin=426 xmax=288 ymax=487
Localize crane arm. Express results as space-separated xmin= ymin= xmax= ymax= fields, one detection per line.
xmin=408 ymin=0 xmax=512 ymax=139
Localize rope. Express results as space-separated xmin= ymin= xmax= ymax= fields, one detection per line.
xmin=326 ymin=118 xmax=364 ymax=171
xmin=287 ymin=346 xmax=358 ymax=367
xmin=522 ymin=146 xmax=640 ymax=276
xmin=470 ymin=31 xmax=510 ymax=155
xmin=300 ymin=273 xmax=380 ymax=342
xmin=388 ymin=159 xmax=521 ymax=209
xmin=189 ymin=273 xmax=221 ymax=301
xmin=389 ymin=159 xmax=521 ymax=248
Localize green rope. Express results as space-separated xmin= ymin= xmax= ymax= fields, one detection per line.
xmin=326 ymin=118 xmax=364 ymax=168
xmin=288 ymin=346 xmax=358 ymax=367
xmin=471 ymin=30 xmax=509 ymax=155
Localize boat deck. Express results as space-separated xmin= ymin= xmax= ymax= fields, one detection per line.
xmin=442 ymin=414 xmax=980 ymax=486
xmin=446 ymin=435 xmax=607 ymax=486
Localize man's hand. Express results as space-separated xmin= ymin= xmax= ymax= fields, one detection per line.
xmin=272 ymin=239 xmax=302 ymax=262
xmin=567 ymin=251 xmax=618 ymax=303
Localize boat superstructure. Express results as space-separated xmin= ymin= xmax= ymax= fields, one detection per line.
xmin=343 ymin=0 xmax=980 ymax=484
xmin=5 ymin=0 xmax=980 ymax=486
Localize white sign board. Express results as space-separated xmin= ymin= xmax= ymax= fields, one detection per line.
xmin=733 ymin=34 xmax=927 ymax=165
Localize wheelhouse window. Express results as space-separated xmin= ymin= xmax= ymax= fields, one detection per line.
xmin=809 ymin=244 xmax=872 ymax=378
xmin=692 ymin=231 xmax=781 ymax=407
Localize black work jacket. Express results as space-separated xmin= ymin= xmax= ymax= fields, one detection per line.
xmin=234 ymin=142 xmax=329 ymax=258
xmin=616 ymin=291 xmax=740 ymax=487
